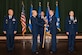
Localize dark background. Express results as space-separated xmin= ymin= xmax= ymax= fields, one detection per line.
xmin=0 ymin=0 xmax=82 ymax=34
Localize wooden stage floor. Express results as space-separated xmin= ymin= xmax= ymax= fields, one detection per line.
xmin=0 ymin=33 xmax=82 ymax=40
xmin=0 ymin=39 xmax=82 ymax=55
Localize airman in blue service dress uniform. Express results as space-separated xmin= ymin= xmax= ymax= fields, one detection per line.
xmin=3 ymin=9 xmax=17 ymax=51
xmin=65 ymin=11 xmax=78 ymax=52
xmin=38 ymin=11 xmax=47 ymax=48
xmin=31 ymin=10 xmax=44 ymax=54
xmin=48 ymin=10 xmax=57 ymax=54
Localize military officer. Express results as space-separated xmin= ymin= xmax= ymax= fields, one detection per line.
xmin=3 ymin=9 xmax=17 ymax=51
xmin=38 ymin=11 xmax=47 ymax=48
xmin=48 ymin=10 xmax=57 ymax=54
xmin=31 ymin=10 xmax=43 ymax=54
xmin=65 ymin=10 xmax=78 ymax=52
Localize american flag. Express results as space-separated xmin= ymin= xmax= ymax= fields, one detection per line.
xmin=45 ymin=2 xmax=51 ymax=36
xmin=20 ymin=1 xmax=26 ymax=35
xmin=38 ymin=2 xmax=41 ymax=18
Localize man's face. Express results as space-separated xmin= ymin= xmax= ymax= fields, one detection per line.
xmin=49 ymin=10 xmax=54 ymax=16
xmin=34 ymin=11 xmax=37 ymax=16
xmin=41 ymin=12 xmax=45 ymax=16
xmin=69 ymin=11 xmax=74 ymax=16
xmin=8 ymin=9 xmax=14 ymax=16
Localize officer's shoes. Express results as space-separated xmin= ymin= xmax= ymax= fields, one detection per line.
xmin=8 ymin=48 xmax=14 ymax=52
xmin=36 ymin=51 xmax=39 ymax=54
xmin=68 ymin=51 xmax=72 ymax=53
xmin=50 ymin=51 xmax=56 ymax=54
xmin=8 ymin=49 xmax=13 ymax=52
xmin=68 ymin=50 xmax=76 ymax=54
xmin=32 ymin=51 xmax=39 ymax=55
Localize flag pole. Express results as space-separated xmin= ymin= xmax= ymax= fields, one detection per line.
xmin=42 ymin=2 xmax=50 ymax=48
xmin=21 ymin=1 xmax=26 ymax=49
xmin=42 ymin=25 xmax=46 ymax=48
xmin=22 ymin=33 xmax=25 ymax=49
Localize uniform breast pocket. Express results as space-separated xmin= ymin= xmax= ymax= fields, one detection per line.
xmin=13 ymin=21 xmax=16 ymax=24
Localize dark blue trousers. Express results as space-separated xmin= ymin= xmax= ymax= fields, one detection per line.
xmin=6 ymin=33 xmax=14 ymax=50
xmin=51 ymin=33 xmax=57 ymax=52
xmin=39 ymin=27 xmax=44 ymax=46
xmin=68 ymin=34 xmax=75 ymax=52
xmin=32 ymin=33 xmax=38 ymax=52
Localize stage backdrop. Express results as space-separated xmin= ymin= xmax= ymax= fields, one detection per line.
xmin=0 ymin=0 xmax=82 ymax=34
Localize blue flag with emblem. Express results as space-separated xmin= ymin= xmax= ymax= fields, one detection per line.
xmin=55 ymin=1 xmax=60 ymax=30
xmin=28 ymin=4 xmax=33 ymax=32
xmin=38 ymin=2 xmax=41 ymax=18
xmin=46 ymin=2 xmax=50 ymax=22
xmin=46 ymin=2 xmax=50 ymax=32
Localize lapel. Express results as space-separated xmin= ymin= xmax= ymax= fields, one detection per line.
xmin=7 ymin=16 xmax=9 ymax=19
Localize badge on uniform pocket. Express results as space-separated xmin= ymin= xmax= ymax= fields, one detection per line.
xmin=13 ymin=22 xmax=15 ymax=24
xmin=12 ymin=18 xmax=16 ymax=24
xmin=6 ymin=19 xmax=8 ymax=24
xmin=69 ymin=20 xmax=71 ymax=24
